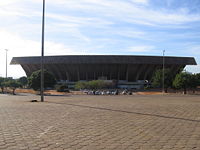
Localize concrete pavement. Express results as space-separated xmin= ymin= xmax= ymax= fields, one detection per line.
xmin=0 ymin=94 xmax=200 ymax=150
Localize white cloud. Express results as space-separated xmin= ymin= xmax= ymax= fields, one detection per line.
xmin=0 ymin=7 xmax=24 ymax=17
xmin=128 ymin=45 xmax=155 ymax=52
xmin=41 ymin=0 xmax=200 ymax=26
xmin=131 ymin=0 xmax=149 ymax=5
xmin=0 ymin=29 xmax=80 ymax=78
xmin=0 ymin=0 xmax=21 ymax=6
xmin=47 ymin=13 xmax=113 ymax=27
xmin=189 ymin=45 xmax=200 ymax=55
xmin=177 ymin=43 xmax=200 ymax=56
xmin=114 ymin=29 xmax=146 ymax=39
xmin=1 ymin=0 xmax=199 ymax=31
xmin=0 ymin=0 xmax=199 ymax=77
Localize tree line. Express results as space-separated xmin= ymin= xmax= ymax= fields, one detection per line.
xmin=0 ymin=76 xmax=27 ymax=95
xmin=75 ymin=80 xmax=117 ymax=90
xmin=1 ymin=69 xmax=200 ymax=95
xmin=151 ymin=69 xmax=200 ymax=94
xmin=0 ymin=70 xmax=56 ymax=95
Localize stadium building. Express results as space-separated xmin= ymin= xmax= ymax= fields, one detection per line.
xmin=11 ymin=55 xmax=197 ymax=89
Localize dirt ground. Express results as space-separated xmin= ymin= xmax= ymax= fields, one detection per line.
xmin=14 ymin=88 xmax=200 ymax=96
xmin=15 ymin=88 xmax=164 ymax=96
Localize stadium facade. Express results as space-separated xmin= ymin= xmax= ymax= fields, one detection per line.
xmin=11 ymin=55 xmax=197 ymax=89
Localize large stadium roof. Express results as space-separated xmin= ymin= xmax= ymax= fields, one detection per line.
xmin=11 ymin=55 xmax=197 ymax=65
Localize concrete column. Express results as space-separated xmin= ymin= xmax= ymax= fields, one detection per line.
xmin=56 ymin=64 xmax=63 ymax=81
xmin=117 ymin=70 xmax=120 ymax=81
xmin=49 ymin=64 xmax=61 ymax=81
xmin=77 ymin=70 xmax=80 ymax=81
xmin=126 ymin=65 xmax=129 ymax=81
xmin=22 ymin=64 xmax=32 ymax=77
xmin=77 ymin=66 xmax=80 ymax=81
xmin=86 ymin=72 xmax=88 ymax=81
xmin=94 ymin=72 xmax=96 ymax=80
xmin=66 ymin=72 xmax=70 ymax=81
xmin=31 ymin=64 xmax=38 ymax=72
xmin=144 ymin=65 xmax=155 ymax=80
xmin=135 ymin=64 xmax=146 ymax=81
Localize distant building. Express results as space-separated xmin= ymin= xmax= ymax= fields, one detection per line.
xmin=11 ymin=55 xmax=197 ymax=89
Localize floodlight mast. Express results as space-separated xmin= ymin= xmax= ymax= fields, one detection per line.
xmin=162 ymin=50 xmax=165 ymax=94
xmin=41 ymin=0 xmax=45 ymax=102
xmin=5 ymin=49 xmax=8 ymax=78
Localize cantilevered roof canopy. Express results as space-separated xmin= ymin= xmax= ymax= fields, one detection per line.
xmin=11 ymin=55 xmax=197 ymax=65
xmin=10 ymin=55 xmax=197 ymax=82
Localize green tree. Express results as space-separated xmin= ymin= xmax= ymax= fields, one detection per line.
xmin=18 ymin=76 xmax=28 ymax=88
xmin=55 ymin=84 xmax=69 ymax=92
xmin=75 ymin=81 xmax=88 ymax=90
xmin=151 ymin=69 xmax=176 ymax=93
xmin=88 ymin=80 xmax=105 ymax=89
xmin=188 ymin=74 xmax=198 ymax=93
xmin=75 ymin=80 xmax=112 ymax=90
xmin=5 ymin=80 xmax=21 ymax=95
xmin=0 ymin=77 xmax=5 ymax=93
xmin=195 ymin=73 xmax=200 ymax=86
xmin=28 ymin=70 xmax=56 ymax=91
xmin=173 ymin=72 xmax=192 ymax=94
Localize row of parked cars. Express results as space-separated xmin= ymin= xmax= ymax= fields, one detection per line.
xmin=83 ymin=89 xmax=132 ymax=95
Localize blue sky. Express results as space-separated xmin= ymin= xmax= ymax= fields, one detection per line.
xmin=0 ymin=0 xmax=199 ymax=78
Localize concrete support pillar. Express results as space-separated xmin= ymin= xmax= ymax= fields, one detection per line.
xmin=22 ymin=64 xmax=32 ymax=76
xmin=126 ymin=65 xmax=129 ymax=81
xmin=94 ymin=72 xmax=96 ymax=80
xmin=31 ymin=64 xmax=38 ymax=72
xmin=77 ymin=70 xmax=80 ymax=81
xmin=144 ymin=65 xmax=154 ymax=80
xmin=117 ymin=70 xmax=120 ymax=81
xmin=86 ymin=72 xmax=88 ymax=81
xmin=135 ymin=64 xmax=145 ymax=81
xmin=57 ymin=65 xmax=63 ymax=81
xmin=77 ymin=66 xmax=80 ymax=81
xmin=66 ymin=72 xmax=70 ymax=81
xmin=51 ymin=64 xmax=61 ymax=81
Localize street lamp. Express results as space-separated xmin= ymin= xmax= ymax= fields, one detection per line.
xmin=162 ymin=50 xmax=165 ymax=94
xmin=5 ymin=49 xmax=8 ymax=78
xmin=41 ymin=0 xmax=45 ymax=102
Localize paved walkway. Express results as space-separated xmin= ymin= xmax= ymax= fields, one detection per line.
xmin=0 ymin=94 xmax=200 ymax=150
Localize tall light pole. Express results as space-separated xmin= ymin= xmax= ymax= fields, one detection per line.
xmin=5 ymin=49 xmax=8 ymax=78
xmin=162 ymin=50 xmax=165 ymax=94
xmin=41 ymin=0 xmax=45 ymax=102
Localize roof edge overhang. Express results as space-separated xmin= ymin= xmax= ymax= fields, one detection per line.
xmin=10 ymin=55 xmax=197 ymax=65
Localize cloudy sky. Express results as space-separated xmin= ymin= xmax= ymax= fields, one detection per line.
xmin=0 ymin=0 xmax=200 ymax=78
